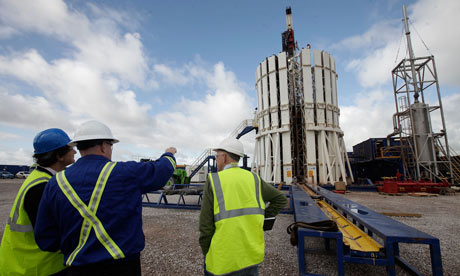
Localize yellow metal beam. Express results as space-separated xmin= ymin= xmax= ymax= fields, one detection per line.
xmin=300 ymin=183 xmax=382 ymax=253
xmin=316 ymin=200 xmax=383 ymax=253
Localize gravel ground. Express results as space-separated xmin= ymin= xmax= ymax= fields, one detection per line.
xmin=0 ymin=179 xmax=458 ymax=275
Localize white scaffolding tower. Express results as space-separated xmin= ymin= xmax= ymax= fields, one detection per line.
xmin=253 ymin=7 xmax=352 ymax=186
xmin=254 ymin=47 xmax=353 ymax=186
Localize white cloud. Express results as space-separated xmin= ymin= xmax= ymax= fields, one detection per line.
xmin=409 ymin=0 xmax=460 ymax=86
xmin=338 ymin=0 xmax=460 ymax=88
xmin=0 ymin=50 xmax=254 ymax=165
xmin=0 ymin=0 xmax=147 ymax=87
xmin=337 ymin=0 xmax=460 ymax=155
xmin=340 ymin=90 xmax=395 ymax=151
xmin=0 ymin=49 xmax=152 ymax=130
xmin=140 ymin=62 xmax=254 ymax=163
xmin=0 ymin=90 xmax=72 ymax=130
xmin=345 ymin=42 xmax=399 ymax=88
xmin=437 ymin=93 xmax=460 ymax=153
xmin=332 ymin=20 xmax=399 ymax=51
xmin=74 ymin=32 xmax=147 ymax=87
xmin=86 ymin=2 xmax=139 ymax=31
xmin=0 ymin=0 xmax=83 ymax=39
xmin=0 ymin=0 xmax=255 ymax=165
xmin=0 ymin=148 xmax=33 ymax=165
xmin=153 ymin=64 xmax=191 ymax=86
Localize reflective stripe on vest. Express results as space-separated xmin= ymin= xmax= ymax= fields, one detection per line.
xmin=6 ymin=177 xmax=49 ymax=232
xmin=164 ymin=156 xmax=176 ymax=170
xmin=210 ymin=172 xmax=264 ymax=222
xmin=56 ymin=162 xmax=125 ymax=265
xmin=0 ymin=170 xmax=66 ymax=275
xmin=206 ymin=169 xmax=265 ymax=275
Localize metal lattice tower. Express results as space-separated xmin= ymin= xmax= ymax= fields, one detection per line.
xmin=287 ymin=43 xmax=307 ymax=182
xmin=391 ymin=5 xmax=453 ymax=183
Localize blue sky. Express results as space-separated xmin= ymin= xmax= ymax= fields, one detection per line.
xmin=0 ymin=0 xmax=459 ymax=165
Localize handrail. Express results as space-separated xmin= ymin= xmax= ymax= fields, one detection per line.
xmin=435 ymin=143 xmax=460 ymax=184
xmin=229 ymin=119 xmax=255 ymax=138
xmin=187 ymin=148 xmax=214 ymax=176
xmin=190 ymin=149 xmax=213 ymax=168
xmin=448 ymin=147 xmax=460 ymax=183
xmin=189 ymin=155 xmax=215 ymax=179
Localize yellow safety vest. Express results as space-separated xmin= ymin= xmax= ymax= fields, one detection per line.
xmin=205 ymin=167 xmax=265 ymax=276
xmin=0 ymin=169 xmax=66 ymax=276
xmin=56 ymin=161 xmax=125 ymax=265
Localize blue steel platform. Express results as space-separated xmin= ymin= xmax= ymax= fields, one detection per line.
xmin=291 ymin=185 xmax=344 ymax=276
xmin=142 ymin=184 xmax=204 ymax=210
xmin=143 ymin=183 xmax=293 ymax=213
xmin=291 ymin=185 xmax=443 ymax=276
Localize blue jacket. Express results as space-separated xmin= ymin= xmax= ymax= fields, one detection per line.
xmin=34 ymin=154 xmax=175 ymax=266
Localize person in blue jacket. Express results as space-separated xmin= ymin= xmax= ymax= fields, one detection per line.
xmin=34 ymin=120 xmax=177 ymax=276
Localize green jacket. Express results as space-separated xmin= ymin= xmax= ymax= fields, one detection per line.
xmin=199 ymin=169 xmax=288 ymax=255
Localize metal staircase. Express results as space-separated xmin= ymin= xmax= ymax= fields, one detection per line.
xmin=185 ymin=119 xmax=257 ymax=182
xmin=187 ymin=149 xmax=216 ymax=180
xmin=229 ymin=119 xmax=257 ymax=139
xmin=445 ymin=147 xmax=460 ymax=184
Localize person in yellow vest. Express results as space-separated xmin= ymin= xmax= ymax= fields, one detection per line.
xmin=0 ymin=128 xmax=76 ymax=275
xmin=199 ymin=138 xmax=288 ymax=276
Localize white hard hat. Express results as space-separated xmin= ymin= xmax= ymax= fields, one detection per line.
xmin=69 ymin=120 xmax=119 ymax=146
xmin=213 ymin=138 xmax=244 ymax=157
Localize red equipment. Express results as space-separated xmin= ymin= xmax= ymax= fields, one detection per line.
xmin=376 ymin=178 xmax=449 ymax=194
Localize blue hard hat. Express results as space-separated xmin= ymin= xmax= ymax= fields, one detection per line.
xmin=33 ymin=128 xmax=72 ymax=154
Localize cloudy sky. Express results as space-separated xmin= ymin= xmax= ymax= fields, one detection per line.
xmin=0 ymin=0 xmax=459 ymax=165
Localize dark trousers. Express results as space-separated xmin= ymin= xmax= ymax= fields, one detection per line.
xmin=65 ymin=255 xmax=141 ymax=276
